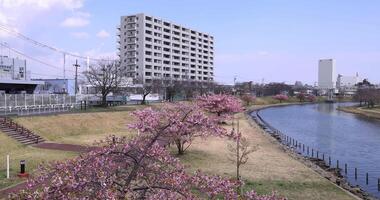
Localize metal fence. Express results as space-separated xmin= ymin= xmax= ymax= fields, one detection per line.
xmin=0 ymin=94 xmax=78 ymax=116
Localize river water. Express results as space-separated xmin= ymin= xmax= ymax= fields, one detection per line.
xmin=257 ymin=103 xmax=380 ymax=198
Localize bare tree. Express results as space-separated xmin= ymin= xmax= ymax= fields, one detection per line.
xmin=84 ymin=61 xmax=122 ymax=107
xmin=136 ymin=79 xmax=164 ymax=105
xmin=228 ymin=119 xmax=257 ymax=195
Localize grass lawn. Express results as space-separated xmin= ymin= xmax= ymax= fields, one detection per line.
xmin=338 ymin=105 xmax=380 ymax=120
xmin=13 ymin=110 xmax=137 ymax=145
xmin=176 ymin=112 xmax=355 ymax=200
xmin=255 ymin=96 xmax=326 ymax=105
xmin=0 ymin=134 xmax=78 ymax=190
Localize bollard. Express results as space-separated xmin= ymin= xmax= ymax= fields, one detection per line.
xmin=366 ymin=173 xmax=368 ymax=185
xmin=337 ymin=160 xmax=339 ymax=169
xmin=17 ymin=160 xmax=29 ymax=178
xmin=345 ymin=163 xmax=347 ymax=174
xmin=307 ymin=146 xmax=309 ymax=155
xmin=329 ymin=156 xmax=331 ymax=166
xmin=355 ymin=168 xmax=357 ymax=180
xmin=6 ymin=155 xmax=10 ymax=179
xmin=317 ymin=151 xmax=319 ymax=159
xmin=20 ymin=160 xmax=25 ymax=174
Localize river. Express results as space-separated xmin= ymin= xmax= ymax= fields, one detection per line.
xmin=256 ymin=103 xmax=380 ymax=198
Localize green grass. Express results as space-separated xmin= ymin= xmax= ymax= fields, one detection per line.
xmin=0 ymin=134 xmax=78 ymax=189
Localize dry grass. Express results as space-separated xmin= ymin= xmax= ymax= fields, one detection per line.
xmin=177 ymin=111 xmax=355 ymax=200
xmin=13 ymin=111 xmax=137 ymax=145
xmin=338 ymin=106 xmax=380 ymax=120
xmin=0 ymin=134 xmax=77 ymax=189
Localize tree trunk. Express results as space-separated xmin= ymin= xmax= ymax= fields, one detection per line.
xmin=141 ymin=94 xmax=147 ymax=105
xmin=176 ymin=140 xmax=185 ymax=155
xmin=102 ymin=95 xmax=107 ymax=107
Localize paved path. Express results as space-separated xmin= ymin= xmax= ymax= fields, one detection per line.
xmin=33 ymin=142 xmax=99 ymax=153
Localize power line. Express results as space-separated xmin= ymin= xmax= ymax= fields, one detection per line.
xmin=0 ymin=42 xmax=76 ymax=73
xmin=0 ymin=24 xmax=114 ymax=62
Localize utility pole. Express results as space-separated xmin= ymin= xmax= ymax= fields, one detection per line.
xmin=73 ymin=59 xmax=80 ymax=95
xmin=63 ymin=53 xmax=66 ymax=94
xmin=63 ymin=53 xmax=66 ymax=79
xmin=233 ymin=76 xmax=237 ymax=95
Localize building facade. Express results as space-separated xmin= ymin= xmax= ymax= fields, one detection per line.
xmin=337 ymin=73 xmax=363 ymax=88
xmin=0 ymin=56 xmax=43 ymax=94
xmin=118 ymin=13 xmax=214 ymax=84
xmin=33 ymin=79 xmax=75 ymax=95
xmin=318 ymin=59 xmax=336 ymax=90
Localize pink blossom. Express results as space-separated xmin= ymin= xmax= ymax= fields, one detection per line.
xmin=272 ymin=94 xmax=289 ymax=103
xmin=196 ymin=94 xmax=243 ymax=119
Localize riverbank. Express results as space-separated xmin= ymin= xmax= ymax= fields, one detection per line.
xmin=338 ymin=105 xmax=380 ymax=120
xmin=254 ymin=103 xmax=380 ymax=200
xmin=178 ymin=105 xmax=356 ymax=200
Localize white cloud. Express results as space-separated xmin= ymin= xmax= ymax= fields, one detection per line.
xmin=70 ymin=31 xmax=89 ymax=39
xmin=0 ymin=0 xmax=87 ymax=36
xmin=96 ymin=30 xmax=110 ymax=38
xmin=1 ymin=0 xmax=84 ymax=10
xmin=61 ymin=16 xmax=90 ymax=27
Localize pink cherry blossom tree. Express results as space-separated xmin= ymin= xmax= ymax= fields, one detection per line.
xmin=306 ymin=94 xmax=317 ymax=102
xmin=12 ymin=103 xmax=284 ymax=200
xmin=296 ymin=93 xmax=306 ymax=102
xmin=241 ymin=94 xmax=256 ymax=107
xmin=129 ymin=102 xmax=227 ymax=155
xmin=196 ymin=94 xmax=243 ymax=119
xmin=272 ymin=94 xmax=289 ymax=103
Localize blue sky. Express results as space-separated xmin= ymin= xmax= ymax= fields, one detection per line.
xmin=0 ymin=0 xmax=379 ymax=85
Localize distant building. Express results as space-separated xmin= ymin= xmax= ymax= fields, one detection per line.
xmin=337 ymin=73 xmax=363 ymax=88
xmin=33 ymin=79 xmax=75 ymax=95
xmin=0 ymin=55 xmax=43 ymax=94
xmin=318 ymin=59 xmax=336 ymax=90
xmin=118 ymin=13 xmax=214 ymax=84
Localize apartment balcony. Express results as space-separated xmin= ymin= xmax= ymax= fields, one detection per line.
xmin=127 ymin=18 xmax=137 ymax=24
xmin=127 ymin=32 xmax=137 ymax=37
xmin=127 ymin=38 xmax=138 ymax=44
xmin=127 ymin=46 xmax=137 ymax=51
xmin=116 ymin=25 xmax=121 ymax=30
xmin=127 ymin=60 xmax=137 ymax=65
xmin=127 ymin=24 xmax=138 ymax=30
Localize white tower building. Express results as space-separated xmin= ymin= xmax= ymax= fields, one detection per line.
xmin=318 ymin=59 xmax=336 ymax=90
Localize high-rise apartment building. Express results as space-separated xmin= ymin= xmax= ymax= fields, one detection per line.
xmin=118 ymin=13 xmax=214 ymax=84
xmin=318 ymin=59 xmax=336 ymax=89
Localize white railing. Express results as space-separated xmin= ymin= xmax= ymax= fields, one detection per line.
xmin=0 ymin=94 xmax=78 ymax=116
